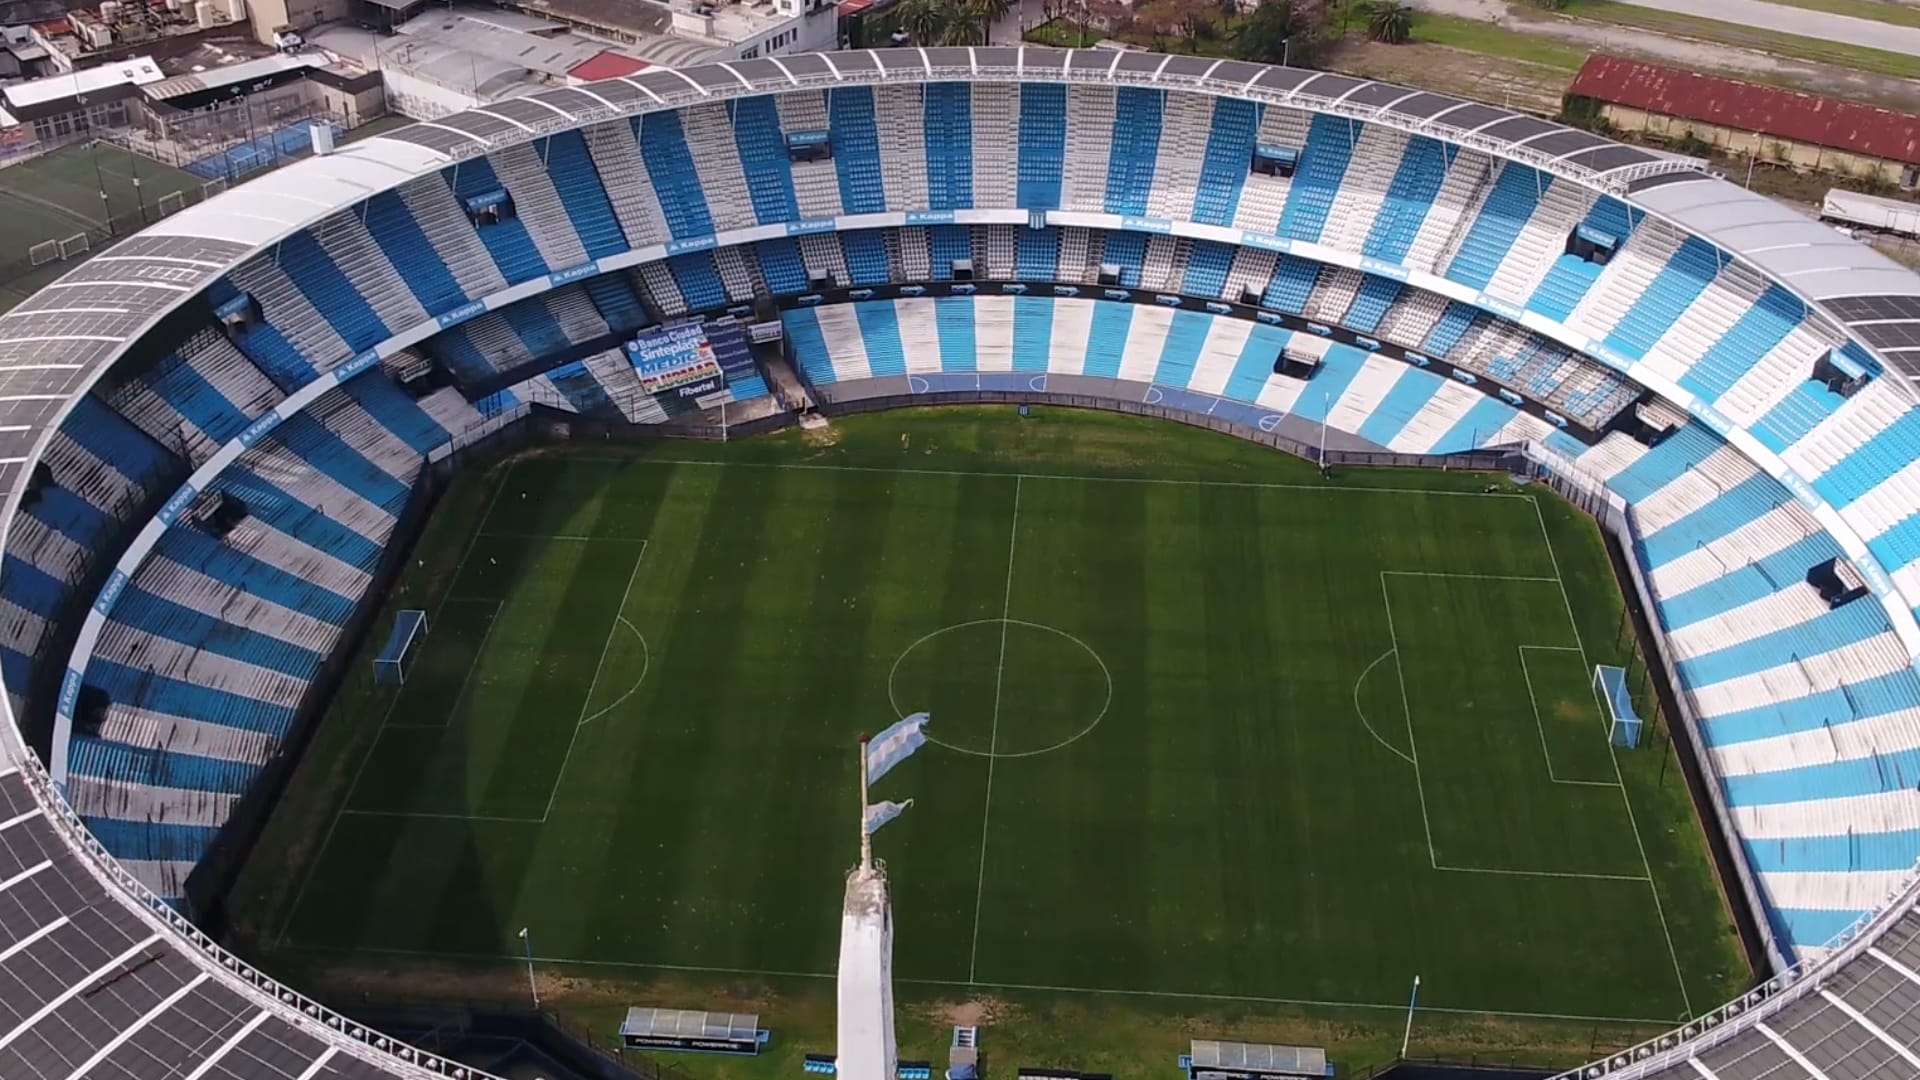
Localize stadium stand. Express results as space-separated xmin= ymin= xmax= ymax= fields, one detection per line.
xmin=6 ymin=45 xmax=1920 ymax=1079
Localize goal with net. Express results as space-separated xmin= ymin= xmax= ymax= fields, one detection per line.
xmin=374 ymin=609 xmax=429 ymax=685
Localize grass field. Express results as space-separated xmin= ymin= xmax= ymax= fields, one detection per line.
xmin=0 ymin=142 xmax=204 ymax=312
xmin=235 ymin=409 xmax=1748 ymax=1072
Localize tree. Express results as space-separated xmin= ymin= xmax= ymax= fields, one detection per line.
xmin=1235 ymin=0 xmax=1298 ymax=63
xmin=1364 ymin=0 xmax=1412 ymax=43
xmin=894 ymin=0 xmax=951 ymax=44
xmin=1171 ymin=0 xmax=1216 ymax=46
xmin=1133 ymin=0 xmax=1180 ymax=49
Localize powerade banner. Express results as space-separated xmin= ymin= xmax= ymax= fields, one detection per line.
xmin=627 ymin=322 xmax=724 ymax=394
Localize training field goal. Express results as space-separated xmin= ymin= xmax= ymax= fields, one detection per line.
xmin=1594 ymin=665 xmax=1641 ymax=748
xmin=374 ymin=610 xmax=429 ymax=685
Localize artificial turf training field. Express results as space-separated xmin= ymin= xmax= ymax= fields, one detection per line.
xmin=249 ymin=408 xmax=1747 ymax=1045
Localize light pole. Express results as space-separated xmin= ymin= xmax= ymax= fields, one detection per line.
xmin=518 ymin=927 xmax=540 ymax=1009
xmin=1400 ymin=974 xmax=1421 ymax=1059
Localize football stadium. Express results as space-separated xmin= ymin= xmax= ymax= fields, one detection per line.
xmin=2 ymin=43 xmax=1920 ymax=1080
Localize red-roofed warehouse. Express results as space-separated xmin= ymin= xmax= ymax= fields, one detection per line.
xmin=1565 ymin=54 xmax=1920 ymax=189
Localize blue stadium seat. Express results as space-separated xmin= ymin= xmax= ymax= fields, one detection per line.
xmin=1278 ymin=114 xmax=1357 ymax=242
xmin=1678 ymin=285 xmax=1804 ymax=404
xmin=1606 ymin=237 xmax=1722 ymax=360
xmin=924 ymin=83 xmax=974 ymax=211
xmin=1018 ymin=228 xmax=1059 ymax=281
xmin=1527 ymin=196 xmax=1635 ymax=322
xmin=446 ymin=157 xmax=548 ymax=285
xmin=1363 ymin=137 xmax=1450 ymax=263
xmin=637 ymin=112 xmax=717 ymax=239
xmin=1344 ymin=276 xmax=1402 ymax=333
xmin=1191 ymin=99 xmax=1257 ymax=227
xmin=731 ymin=96 xmax=802 ymax=225
xmin=1445 ymin=165 xmax=1547 ymax=290
xmin=276 ymin=233 xmax=389 ymax=353
xmin=756 ymin=239 xmax=810 ymax=296
xmin=539 ymin=130 xmax=630 ymax=260
xmin=1104 ymin=88 xmax=1164 ymax=216
xmin=1017 ymin=84 xmax=1066 ymax=209
xmin=1182 ymin=241 xmax=1234 ymax=298
xmin=363 ymin=191 xmax=468 ymax=315
xmin=830 ymin=86 xmax=887 ymax=214
xmin=583 ymin=274 xmax=649 ymax=333
xmin=842 ymin=231 xmax=893 ymax=287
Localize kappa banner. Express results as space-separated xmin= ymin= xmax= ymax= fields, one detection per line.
xmin=627 ymin=322 xmax=726 ymax=395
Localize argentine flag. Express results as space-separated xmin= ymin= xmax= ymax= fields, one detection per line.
xmin=865 ymin=712 xmax=929 ymax=783
xmin=864 ymin=799 xmax=913 ymax=835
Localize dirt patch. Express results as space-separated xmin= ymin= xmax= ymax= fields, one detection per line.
xmin=1326 ymin=39 xmax=1568 ymax=114
xmin=941 ymin=997 xmax=1010 ymax=1028
xmin=801 ymin=422 xmax=843 ymax=450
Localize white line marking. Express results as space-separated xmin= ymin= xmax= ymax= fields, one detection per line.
xmin=401 ymin=601 xmax=504 ymax=732
xmin=477 ymin=533 xmax=648 ymax=542
xmin=968 ymin=475 xmax=1019 ymax=984
xmin=67 ymin=973 xmax=210 ymax=1080
xmin=1352 ymin=649 xmax=1416 ymax=766
xmin=542 ymin=540 xmax=649 ymax=821
xmin=278 ymin=941 xmax=1679 ymax=1025
xmin=1518 ymin=645 xmax=1622 ymax=789
xmin=578 ymin=616 xmax=650 ymax=726
xmin=1532 ymin=496 xmax=1693 ymax=1016
xmin=1433 ymin=864 xmax=1649 ymax=882
xmin=279 ymin=461 xmax=522 ymax=947
xmin=569 ymin=456 xmax=1531 ymax=500
xmin=1380 ymin=573 xmax=1439 ymax=867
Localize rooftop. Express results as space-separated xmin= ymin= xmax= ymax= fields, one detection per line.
xmin=1569 ymin=53 xmax=1920 ymax=168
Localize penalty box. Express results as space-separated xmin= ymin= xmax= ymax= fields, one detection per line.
xmin=1381 ymin=571 xmax=1644 ymax=880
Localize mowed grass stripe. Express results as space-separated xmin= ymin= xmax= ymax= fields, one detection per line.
xmin=261 ymin=413 xmax=1747 ymax=1026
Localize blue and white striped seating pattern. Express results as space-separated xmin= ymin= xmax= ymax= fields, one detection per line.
xmin=13 ymin=78 xmax=1920 ymax=953
xmin=781 ymin=298 xmax=1546 ymax=457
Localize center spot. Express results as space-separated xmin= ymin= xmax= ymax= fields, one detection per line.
xmin=888 ymin=618 xmax=1111 ymax=758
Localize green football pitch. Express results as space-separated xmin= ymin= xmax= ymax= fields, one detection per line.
xmin=244 ymin=408 xmax=1747 ymax=1059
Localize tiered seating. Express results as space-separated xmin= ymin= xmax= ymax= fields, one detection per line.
xmin=1605 ymin=236 xmax=1723 ymax=360
xmin=445 ymin=156 xmax=547 ymax=284
xmin=1261 ymin=256 xmax=1318 ymax=314
xmin=66 ymin=373 xmax=444 ymax=896
xmin=778 ymin=91 xmax=844 ymax=219
xmin=309 ymin=210 xmax=429 ymax=340
xmin=1481 ymin=177 xmax=1593 ymax=306
xmin=1567 ymin=217 xmax=1688 ymax=344
xmin=490 ymin=142 xmax=591 ymax=271
xmin=1231 ymin=105 xmax=1309 ymax=234
xmin=637 ymin=111 xmax=717 ymax=239
xmin=843 ymin=230 xmax=893 ymax=287
xmin=1190 ymin=97 xmax=1257 ymax=227
xmin=1017 ymin=83 xmax=1066 ymax=210
xmin=1362 ymin=136 xmax=1449 ymax=264
xmin=756 ymin=239 xmax=810 ymax=295
xmin=1403 ymin=150 xmax=1492 ymax=274
xmin=1061 ymin=85 xmax=1116 ymax=214
xmin=1677 ymin=281 xmax=1805 ymax=404
xmin=712 ymin=245 xmax=759 ymax=302
xmin=832 ymin=86 xmax=888 ymax=214
xmin=1318 ymin=126 xmax=1410 ymax=255
xmin=1182 ymin=240 xmax=1233 ymax=298
xmin=1104 ymin=88 xmax=1163 ymax=216
xmin=970 ymin=84 xmax=1020 ymax=209
xmin=106 ymin=330 xmax=279 ymax=464
xmin=1443 ymin=163 xmax=1547 ymax=290
xmin=1344 ymin=276 xmax=1402 ymax=334
xmin=1277 ymin=114 xmax=1356 ymax=242
xmin=363 ymin=188 xmax=470 ymax=315
xmin=1146 ymin=92 xmax=1210 ymax=223
xmin=679 ymin=102 xmax=758 ymax=233
xmin=1526 ymin=196 xmax=1635 ymax=322
xmin=538 ymin=130 xmax=630 ymax=260
xmin=585 ymin=120 xmax=673 ymax=247
xmin=584 ymin=272 xmax=649 ymax=333
xmin=1018 ymin=227 xmax=1059 ymax=281
xmin=923 ymin=82 xmax=973 ymax=211
xmin=668 ymin=252 xmax=729 ymax=311
xmin=874 ymin=85 xmax=929 ymax=211
xmin=1304 ymin=266 xmax=1363 ymax=325
xmin=394 ymin=175 xmax=510 ymax=301
xmin=731 ymin=95 xmax=801 ymax=225
xmin=798 ymin=233 xmax=851 ymax=289
xmin=271 ymin=232 xmax=389 ymax=354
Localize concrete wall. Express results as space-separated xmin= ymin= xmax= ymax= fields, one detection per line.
xmin=1597 ymin=102 xmax=1920 ymax=188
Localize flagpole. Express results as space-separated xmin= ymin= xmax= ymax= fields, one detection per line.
xmin=858 ymin=735 xmax=873 ymax=872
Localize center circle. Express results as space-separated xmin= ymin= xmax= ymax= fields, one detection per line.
xmin=887 ymin=618 xmax=1112 ymax=758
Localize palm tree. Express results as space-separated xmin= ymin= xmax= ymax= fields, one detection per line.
xmin=1365 ymin=0 xmax=1412 ymax=43
xmin=894 ymin=0 xmax=951 ymax=44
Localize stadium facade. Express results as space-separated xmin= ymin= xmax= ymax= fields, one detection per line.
xmin=3 ymin=45 xmax=1920 ymax=1078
